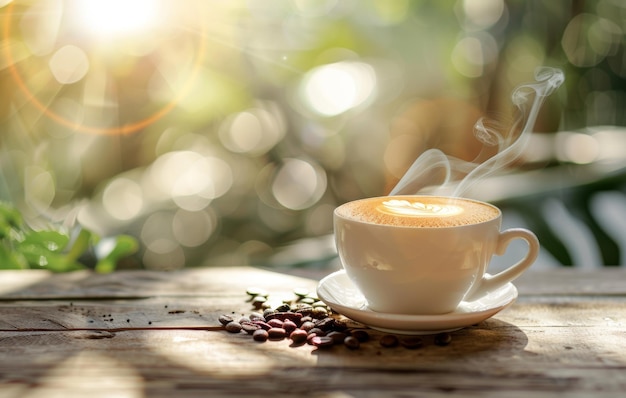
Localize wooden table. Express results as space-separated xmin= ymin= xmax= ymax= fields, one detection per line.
xmin=1 ymin=266 xmax=625 ymax=397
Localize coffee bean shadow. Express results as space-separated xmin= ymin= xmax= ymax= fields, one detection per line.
xmin=311 ymin=317 xmax=530 ymax=368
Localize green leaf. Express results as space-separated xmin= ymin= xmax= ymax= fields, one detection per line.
xmin=65 ymin=228 xmax=95 ymax=263
xmin=0 ymin=202 xmax=23 ymax=229
xmin=94 ymin=235 xmax=139 ymax=273
xmin=17 ymin=242 xmax=84 ymax=272
xmin=21 ymin=230 xmax=70 ymax=253
xmin=0 ymin=245 xmax=28 ymax=270
xmin=0 ymin=202 xmax=24 ymax=241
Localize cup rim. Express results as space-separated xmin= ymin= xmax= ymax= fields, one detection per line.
xmin=334 ymin=194 xmax=501 ymax=229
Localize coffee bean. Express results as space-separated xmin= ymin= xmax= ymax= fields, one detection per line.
xmin=327 ymin=331 xmax=347 ymax=344
xmin=283 ymin=319 xmax=298 ymax=334
xmin=249 ymin=312 xmax=264 ymax=321
xmin=293 ymin=287 xmax=310 ymax=298
xmin=300 ymin=321 xmax=316 ymax=332
xmin=265 ymin=311 xmax=302 ymax=324
xmin=238 ymin=316 xmax=251 ymax=324
xmin=314 ymin=317 xmax=335 ymax=331
xmin=350 ymin=329 xmax=370 ymax=342
xmin=218 ymin=314 xmax=234 ymax=326
xmin=344 ymin=336 xmax=360 ymax=350
xmin=311 ymin=336 xmax=334 ymax=348
xmin=311 ymin=307 xmax=328 ymax=319
xmin=332 ymin=319 xmax=348 ymax=331
xmin=251 ymin=320 xmax=272 ymax=331
xmin=289 ymin=329 xmax=308 ymax=344
xmin=306 ymin=333 xmax=318 ymax=345
xmin=241 ymin=322 xmax=261 ymax=335
xmin=246 ymin=287 xmax=268 ymax=297
xmin=263 ymin=309 xmax=276 ymax=318
xmin=400 ymin=337 xmax=423 ymax=349
xmin=274 ymin=303 xmax=291 ymax=313
xmin=434 ymin=332 xmax=452 ymax=346
xmin=308 ymin=327 xmax=326 ymax=337
xmin=300 ymin=297 xmax=316 ymax=305
xmin=224 ymin=321 xmax=243 ymax=333
xmin=253 ymin=329 xmax=269 ymax=342
xmin=379 ymin=334 xmax=399 ymax=348
xmin=267 ymin=318 xmax=284 ymax=329
xmin=294 ymin=306 xmax=314 ymax=317
xmin=267 ymin=327 xmax=287 ymax=340
xmin=252 ymin=296 xmax=267 ymax=309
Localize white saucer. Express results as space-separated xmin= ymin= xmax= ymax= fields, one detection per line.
xmin=316 ymin=270 xmax=517 ymax=335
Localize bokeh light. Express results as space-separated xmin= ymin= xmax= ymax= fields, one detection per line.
xmin=1 ymin=0 xmax=625 ymax=269
xmin=272 ymin=158 xmax=327 ymax=211
xmin=48 ymin=45 xmax=89 ymax=84
xmin=219 ymin=103 xmax=286 ymax=155
xmin=300 ymin=61 xmax=377 ymax=117
xmin=103 ymin=178 xmax=144 ymax=221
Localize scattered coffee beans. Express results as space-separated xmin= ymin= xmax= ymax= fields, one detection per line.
xmin=218 ymin=287 xmax=455 ymax=351
xmin=267 ymin=318 xmax=284 ymax=329
xmin=300 ymin=321 xmax=316 ymax=332
xmin=379 ymin=334 xmax=399 ymax=348
xmin=218 ymin=314 xmax=234 ymax=326
xmin=249 ymin=312 xmax=264 ymax=321
xmin=246 ymin=287 xmax=268 ymax=298
xmin=400 ymin=337 xmax=424 ymax=350
xmin=327 ymin=331 xmax=347 ymax=344
xmin=293 ymin=287 xmax=310 ymax=298
xmin=274 ymin=304 xmax=291 ymax=313
xmin=343 ymin=336 xmax=360 ymax=350
xmin=283 ymin=319 xmax=298 ymax=334
xmin=268 ymin=327 xmax=287 ymax=340
xmin=289 ymin=329 xmax=308 ymax=344
xmin=241 ymin=322 xmax=261 ymax=334
xmin=350 ymin=329 xmax=370 ymax=342
xmin=308 ymin=327 xmax=326 ymax=337
xmin=253 ymin=329 xmax=269 ymax=342
xmin=252 ymin=296 xmax=267 ymax=309
xmin=311 ymin=336 xmax=334 ymax=348
xmin=224 ymin=321 xmax=242 ymax=333
xmin=434 ymin=332 xmax=452 ymax=346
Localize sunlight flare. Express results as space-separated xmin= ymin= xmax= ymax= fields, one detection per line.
xmin=74 ymin=0 xmax=162 ymax=37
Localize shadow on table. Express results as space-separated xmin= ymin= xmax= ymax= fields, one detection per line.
xmin=312 ymin=318 xmax=529 ymax=368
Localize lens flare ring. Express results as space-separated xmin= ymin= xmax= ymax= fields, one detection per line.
xmin=2 ymin=2 xmax=207 ymax=135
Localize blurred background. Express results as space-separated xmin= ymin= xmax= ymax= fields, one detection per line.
xmin=0 ymin=0 xmax=625 ymax=271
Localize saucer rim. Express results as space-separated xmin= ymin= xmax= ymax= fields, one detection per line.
xmin=316 ymin=269 xmax=517 ymax=333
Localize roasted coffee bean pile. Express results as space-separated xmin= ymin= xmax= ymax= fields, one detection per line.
xmin=217 ymin=287 xmax=453 ymax=350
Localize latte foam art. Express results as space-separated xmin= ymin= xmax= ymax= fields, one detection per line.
xmin=378 ymin=200 xmax=464 ymax=217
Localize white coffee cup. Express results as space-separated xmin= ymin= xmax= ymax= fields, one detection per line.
xmin=334 ymin=195 xmax=539 ymax=315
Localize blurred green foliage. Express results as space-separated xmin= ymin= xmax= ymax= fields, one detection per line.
xmin=0 ymin=202 xmax=138 ymax=272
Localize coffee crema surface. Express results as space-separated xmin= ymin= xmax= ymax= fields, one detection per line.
xmin=336 ymin=196 xmax=499 ymax=227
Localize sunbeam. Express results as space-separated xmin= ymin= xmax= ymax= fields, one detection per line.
xmin=2 ymin=0 xmax=208 ymax=135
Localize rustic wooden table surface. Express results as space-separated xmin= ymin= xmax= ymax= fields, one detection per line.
xmin=0 ymin=266 xmax=625 ymax=397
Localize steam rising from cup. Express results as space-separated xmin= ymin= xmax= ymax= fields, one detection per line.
xmin=390 ymin=67 xmax=565 ymax=198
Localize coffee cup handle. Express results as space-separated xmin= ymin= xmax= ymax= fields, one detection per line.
xmin=465 ymin=228 xmax=539 ymax=301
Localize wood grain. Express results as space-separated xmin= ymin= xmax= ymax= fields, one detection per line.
xmin=2 ymin=268 xmax=626 ymax=299
xmin=0 ymin=267 xmax=625 ymax=398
